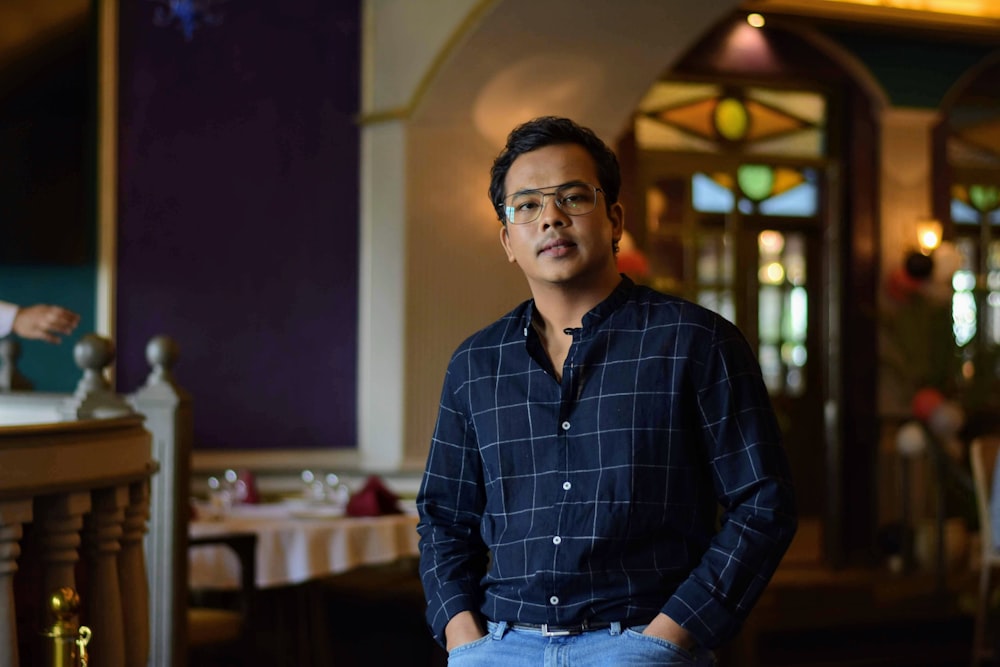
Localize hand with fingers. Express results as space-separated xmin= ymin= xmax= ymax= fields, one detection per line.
xmin=12 ymin=304 xmax=81 ymax=344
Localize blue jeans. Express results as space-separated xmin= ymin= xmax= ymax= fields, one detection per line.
xmin=447 ymin=621 xmax=716 ymax=666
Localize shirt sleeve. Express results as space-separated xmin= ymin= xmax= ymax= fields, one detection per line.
xmin=416 ymin=355 xmax=490 ymax=647
xmin=662 ymin=316 xmax=797 ymax=649
xmin=0 ymin=301 xmax=18 ymax=338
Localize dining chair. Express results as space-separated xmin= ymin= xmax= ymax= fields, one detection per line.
xmin=969 ymin=436 xmax=1000 ymax=667
xmin=187 ymin=531 xmax=258 ymax=667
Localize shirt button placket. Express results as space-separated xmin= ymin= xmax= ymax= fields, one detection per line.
xmin=555 ymin=418 xmax=570 ymax=613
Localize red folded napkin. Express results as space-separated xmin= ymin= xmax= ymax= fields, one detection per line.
xmin=235 ymin=469 xmax=260 ymax=504
xmin=346 ymin=475 xmax=402 ymax=517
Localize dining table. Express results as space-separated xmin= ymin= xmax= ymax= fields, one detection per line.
xmin=187 ymin=498 xmax=426 ymax=667
xmin=188 ymin=498 xmax=421 ymax=589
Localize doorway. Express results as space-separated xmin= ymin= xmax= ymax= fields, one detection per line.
xmin=627 ymin=75 xmax=839 ymax=557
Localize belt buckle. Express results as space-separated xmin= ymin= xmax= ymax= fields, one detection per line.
xmin=540 ymin=623 xmax=583 ymax=637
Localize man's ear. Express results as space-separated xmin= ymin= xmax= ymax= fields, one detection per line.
xmin=500 ymin=225 xmax=517 ymax=264
xmin=609 ymin=201 xmax=625 ymax=247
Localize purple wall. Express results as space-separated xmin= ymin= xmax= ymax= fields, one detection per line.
xmin=116 ymin=1 xmax=360 ymax=450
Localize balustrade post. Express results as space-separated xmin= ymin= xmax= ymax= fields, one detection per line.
xmin=120 ymin=480 xmax=150 ymax=667
xmin=34 ymin=493 xmax=92 ymax=618
xmin=0 ymin=338 xmax=32 ymax=392
xmin=0 ymin=500 xmax=32 ymax=667
xmin=61 ymin=334 xmax=133 ymax=420
xmin=83 ymin=484 xmax=129 ymax=667
xmin=128 ymin=335 xmax=191 ymax=667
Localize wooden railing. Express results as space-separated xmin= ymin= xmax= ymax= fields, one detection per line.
xmin=0 ymin=334 xmax=190 ymax=667
xmin=1 ymin=416 xmax=153 ymax=666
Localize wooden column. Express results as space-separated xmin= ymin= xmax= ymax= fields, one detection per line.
xmin=35 ymin=492 xmax=92 ymax=616
xmin=83 ymin=485 xmax=129 ymax=667
xmin=0 ymin=500 xmax=32 ymax=667
xmin=119 ymin=480 xmax=150 ymax=667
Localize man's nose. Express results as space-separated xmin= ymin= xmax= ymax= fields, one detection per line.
xmin=538 ymin=194 xmax=568 ymax=228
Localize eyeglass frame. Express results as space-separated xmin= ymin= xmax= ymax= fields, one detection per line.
xmin=498 ymin=182 xmax=605 ymax=225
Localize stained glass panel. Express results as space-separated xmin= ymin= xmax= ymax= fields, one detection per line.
xmin=714 ymin=98 xmax=750 ymax=141
xmin=692 ymin=173 xmax=734 ymax=213
xmin=635 ymin=81 xmax=826 ymax=157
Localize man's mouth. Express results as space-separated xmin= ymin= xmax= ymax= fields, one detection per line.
xmin=538 ymin=238 xmax=576 ymax=256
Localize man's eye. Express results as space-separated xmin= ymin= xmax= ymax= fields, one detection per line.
xmin=516 ymin=201 xmax=539 ymax=211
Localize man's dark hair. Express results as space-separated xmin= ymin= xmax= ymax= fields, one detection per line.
xmin=489 ymin=116 xmax=621 ymax=224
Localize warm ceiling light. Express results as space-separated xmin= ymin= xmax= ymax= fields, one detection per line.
xmin=747 ymin=12 xmax=766 ymax=27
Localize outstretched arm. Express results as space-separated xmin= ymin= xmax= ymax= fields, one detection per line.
xmin=12 ymin=304 xmax=80 ymax=344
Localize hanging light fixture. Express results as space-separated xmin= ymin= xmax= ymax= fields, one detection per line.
xmin=150 ymin=0 xmax=228 ymax=41
xmin=916 ymin=219 xmax=943 ymax=255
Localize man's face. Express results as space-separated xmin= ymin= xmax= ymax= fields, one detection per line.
xmin=499 ymin=143 xmax=623 ymax=292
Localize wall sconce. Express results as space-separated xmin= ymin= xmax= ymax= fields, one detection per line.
xmin=916 ymin=219 xmax=942 ymax=255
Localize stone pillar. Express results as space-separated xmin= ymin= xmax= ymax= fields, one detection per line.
xmin=359 ymin=118 xmax=406 ymax=471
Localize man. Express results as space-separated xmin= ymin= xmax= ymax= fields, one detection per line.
xmin=417 ymin=116 xmax=796 ymax=665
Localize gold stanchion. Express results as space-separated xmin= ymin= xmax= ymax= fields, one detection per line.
xmin=41 ymin=587 xmax=92 ymax=667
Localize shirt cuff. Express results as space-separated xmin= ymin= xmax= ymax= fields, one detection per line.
xmin=427 ymin=589 xmax=481 ymax=648
xmin=662 ymin=577 xmax=742 ymax=650
xmin=0 ymin=301 xmax=17 ymax=338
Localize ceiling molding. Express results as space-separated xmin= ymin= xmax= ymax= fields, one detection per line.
xmin=741 ymin=0 xmax=1000 ymax=37
xmin=0 ymin=0 xmax=88 ymax=72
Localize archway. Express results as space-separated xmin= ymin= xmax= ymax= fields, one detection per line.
xmin=391 ymin=0 xmax=742 ymax=467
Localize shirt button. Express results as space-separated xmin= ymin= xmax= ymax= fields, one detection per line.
xmin=550 ymin=596 xmax=560 ymax=605
xmin=553 ymin=536 xmax=562 ymax=545
xmin=563 ymin=481 xmax=572 ymax=491
xmin=561 ymin=421 xmax=571 ymax=431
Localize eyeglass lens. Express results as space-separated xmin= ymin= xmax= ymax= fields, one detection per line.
xmin=505 ymin=184 xmax=598 ymax=224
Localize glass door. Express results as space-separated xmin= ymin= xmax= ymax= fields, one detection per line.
xmin=631 ymin=80 xmax=832 ymax=519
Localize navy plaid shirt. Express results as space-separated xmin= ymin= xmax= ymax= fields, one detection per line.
xmin=417 ymin=277 xmax=796 ymax=649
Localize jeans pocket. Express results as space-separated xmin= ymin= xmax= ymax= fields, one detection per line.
xmin=447 ymin=633 xmax=492 ymax=657
xmin=623 ymin=627 xmax=697 ymax=664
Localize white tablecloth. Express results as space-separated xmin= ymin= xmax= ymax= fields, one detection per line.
xmin=188 ymin=502 xmax=420 ymax=589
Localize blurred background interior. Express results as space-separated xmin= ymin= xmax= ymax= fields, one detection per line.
xmin=3 ymin=0 xmax=1000 ymax=665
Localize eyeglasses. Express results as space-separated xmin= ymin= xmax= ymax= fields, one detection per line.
xmin=501 ymin=183 xmax=603 ymax=225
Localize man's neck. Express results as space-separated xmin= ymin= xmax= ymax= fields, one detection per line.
xmin=530 ymin=271 xmax=622 ymax=333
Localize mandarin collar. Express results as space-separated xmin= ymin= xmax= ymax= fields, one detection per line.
xmin=523 ymin=275 xmax=634 ymax=337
